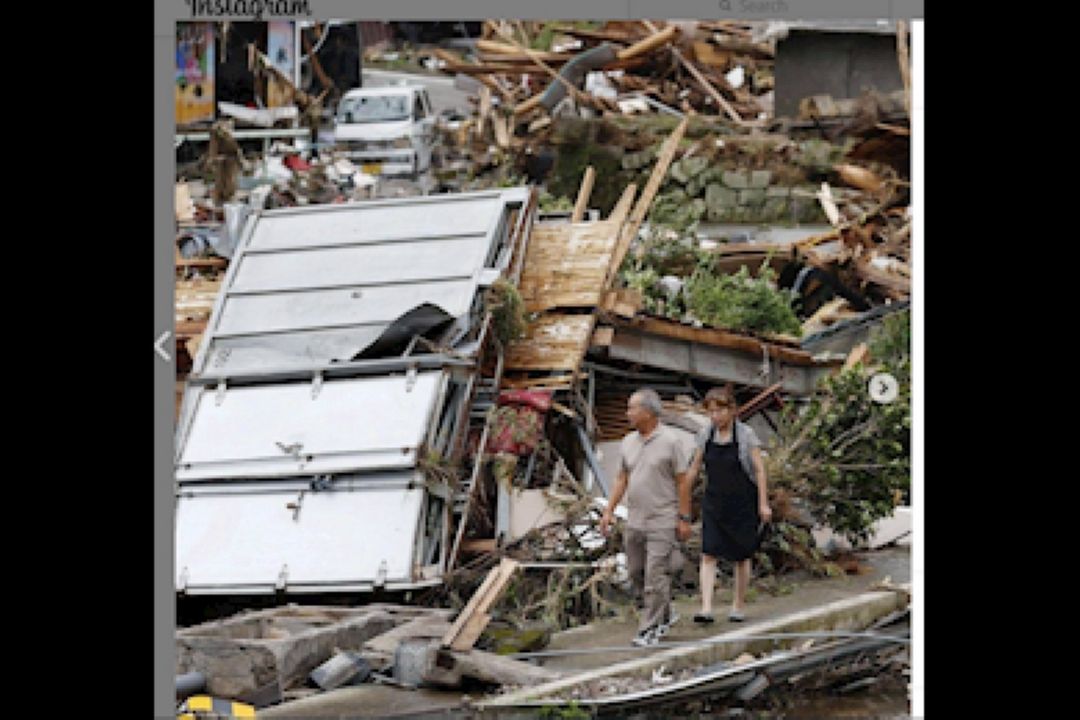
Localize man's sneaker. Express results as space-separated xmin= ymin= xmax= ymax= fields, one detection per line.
xmin=631 ymin=627 xmax=659 ymax=647
xmin=656 ymin=611 xmax=680 ymax=638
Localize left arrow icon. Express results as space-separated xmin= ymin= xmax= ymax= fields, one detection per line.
xmin=155 ymin=331 xmax=172 ymax=362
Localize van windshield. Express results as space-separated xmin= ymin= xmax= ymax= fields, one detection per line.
xmin=337 ymin=94 xmax=410 ymax=123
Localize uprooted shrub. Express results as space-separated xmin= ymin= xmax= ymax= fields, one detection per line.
xmin=764 ymin=309 xmax=911 ymax=549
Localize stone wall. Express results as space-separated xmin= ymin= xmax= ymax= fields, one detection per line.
xmin=644 ymin=137 xmax=854 ymax=228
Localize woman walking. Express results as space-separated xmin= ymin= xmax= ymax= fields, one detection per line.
xmin=687 ymin=386 xmax=772 ymax=623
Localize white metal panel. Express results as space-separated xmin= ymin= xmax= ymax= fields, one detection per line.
xmin=229 ymin=237 xmax=489 ymax=294
xmin=176 ymin=482 xmax=425 ymax=592
xmin=176 ymin=371 xmax=444 ymax=481
xmin=215 ymin=278 xmax=474 ymax=337
xmin=191 ymin=188 xmax=530 ymax=376
xmin=200 ymin=329 xmax=387 ymax=377
xmin=245 ymin=195 xmax=503 ymax=251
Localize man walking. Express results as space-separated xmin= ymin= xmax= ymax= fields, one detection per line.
xmin=600 ymin=388 xmax=693 ymax=646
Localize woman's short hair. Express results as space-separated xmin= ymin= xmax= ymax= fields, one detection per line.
xmin=703 ymin=385 xmax=735 ymax=410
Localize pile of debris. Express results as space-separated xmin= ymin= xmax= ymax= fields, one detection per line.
xmin=428 ymin=20 xmax=777 ymax=125
xmin=176 ymin=602 xmax=561 ymax=709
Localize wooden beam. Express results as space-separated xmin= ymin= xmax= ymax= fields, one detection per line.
xmin=570 ymin=166 xmax=596 ymax=223
xmin=843 ymin=343 xmax=871 ymax=371
xmin=737 ymin=382 xmax=784 ymax=420
xmin=475 ymin=39 xmax=569 ymax=63
xmin=896 ymin=21 xmax=911 ymax=117
xmin=551 ymin=25 xmax=638 ymax=43
xmin=608 ymin=183 xmax=637 ymax=226
xmin=613 ymin=315 xmax=818 ymax=366
xmin=477 ymin=86 xmax=491 ymax=139
xmin=591 ymin=326 xmax=615 ymax=347
xmin=459 ymin=538 xmax=497 ymax=554
xmin=615 ymin=24 xmax=678 ymax=60
xmin=492 ymin=113 xmax=510 ymax=149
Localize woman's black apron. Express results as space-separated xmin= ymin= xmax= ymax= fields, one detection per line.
xmin=702 ymin=425 xmax=762 ymax=561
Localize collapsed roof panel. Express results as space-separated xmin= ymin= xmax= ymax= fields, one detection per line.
xmin=176 ymin=475 xmax=430 ymax=594
xmin=176 ymin=371 xmax=446 ymax=482
xmin=192 ymin=188 xmax=530 ymax=378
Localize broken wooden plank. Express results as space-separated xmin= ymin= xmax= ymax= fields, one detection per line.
xmin=843 ymin=343 xmax=871 ymax=370
xmin=612 ymin=315 xmax=818 ymax=366
xmin=477 ymin=86 xmax=492 ymax=139
xmin=176 ymin=183 xmax=196 ymax=223
xmin=459 ymin=538 xmax=498 ymax=554
xmin=571 ymin=166 xmax=596 ymax=223
xmin=615 ymin=24 xmax=678 ymax=60
xmin=475 ymin=39 xmax=569 ymax=63
xmin=441 ymin=558 xmax=521 ymax=652
xmin=176 ymin=254 xmax=228 ymax=270
xmin=492 ymin=112 xmax=510 ymax=148
xmin=551 ymin=25 xmax=639 ymax=43
xmin=737 ymin=382 xmax=784 ymax=420
xmin=897 ymin=21 xmax=911 ymax=117
xmin=518 ymin=220 xmax=623 ymax=313
xmin=801 ymin=297 xmax=850 ymax=334
xmin=692 ymin=41 xmax=734 ymax=69
xmin=608 ymin=183 xmax=638 ymax=226
xmin=852 ymin=260 xmax=911 ymax=298
xmin=550 ymin=401 xmax=579 ymax=419
xmin=446 ymin=647 xmax=561 ymax=686
xmin=591 ymin=326 xmax=615 ymax=347
xmin=505 ymin=314 xmax=596 ymax=372
xmin=817 ymin=182 xmax=842 ymax=226
xmin=835 ymin=164 xmax=884 ymax=194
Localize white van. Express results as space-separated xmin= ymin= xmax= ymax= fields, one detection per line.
xmin=333 ymin=84 xmax=436 ymax=178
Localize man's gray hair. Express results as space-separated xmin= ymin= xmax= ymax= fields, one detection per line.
xmin=632 ymin=388 xmax=664 ymax=417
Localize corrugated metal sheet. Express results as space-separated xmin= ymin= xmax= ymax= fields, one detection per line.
xmin=193 ymin=188 xmax=530 ymax=378
xmin=176 ymin=371 xmax=445 ymax=481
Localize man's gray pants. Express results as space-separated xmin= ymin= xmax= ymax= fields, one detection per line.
xmin=625 ymin=526 xmax=684 ymax=634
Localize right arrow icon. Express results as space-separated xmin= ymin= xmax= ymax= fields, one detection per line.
xmin=154 ymin=331 xmax=172 ymax=362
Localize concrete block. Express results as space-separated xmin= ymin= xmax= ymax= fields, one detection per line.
xmin=309 ymin=652 xmax=370 ymax=690
xmin=706 ymin=204 xmax=732 ymax=223
xmin=766 ymin=186 xmax=791 ymax=198
xmin=177 ymin=607 xmax=396 ymax=701
xmin=762 ymin=198 xmax=789 ymax=222
xmin=749 ymin=170 xmax=772 ymax=188
xmin=739 ymin=188 xmax=766 ymax=206
xmin=668 ymin=159 xmax=691 ymax=185
xmin=683 ymin=155 xmax=711 ymax=179
xmin=705 ymin=183 xmax=739 ymax=213
xmin=794 ymin=197 xmax=828 ymax=223
xmin=721 ymin=170 xmax=750 ymax=189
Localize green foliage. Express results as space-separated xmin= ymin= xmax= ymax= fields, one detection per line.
xmin=870 ymin=308 xmax=911 ymax=362
xmin=547 ymin=144 xmax=625 ymax=216
xmin=766 ymin=309 xmax=911 ymax=546
xmin=649 ymin=189 xmax=707 ymax=234
xmin=540 ymin=701 xmax=591 ymax=720
xmin=485 ymin=279 xmax=527 ymax=346
xmin=685 ymin=263 xmax=803 ymax=336
xmin=539 ymin=191 xmax=575 ymax=212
